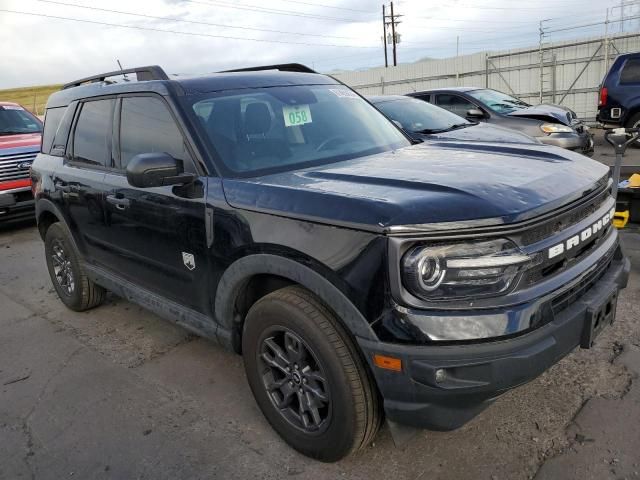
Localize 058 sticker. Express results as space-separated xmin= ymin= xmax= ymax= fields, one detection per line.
xmin=283 ymin=104 xmax=312 ymax=127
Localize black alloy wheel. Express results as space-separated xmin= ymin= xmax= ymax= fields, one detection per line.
xmin=259 ymin=327 xmax=331 ymax=434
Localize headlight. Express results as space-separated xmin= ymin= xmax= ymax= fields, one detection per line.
xmin=402 ymin=239 xmax=531 ymax=301
xmin=540 ymin=123 xmax=573 ymax=134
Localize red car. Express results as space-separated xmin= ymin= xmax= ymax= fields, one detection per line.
xmin=0 ymin=102 xmax=42 ymax=224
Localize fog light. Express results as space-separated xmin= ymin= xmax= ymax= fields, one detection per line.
xmin=435 ymin=368 xmax=447 ymax=383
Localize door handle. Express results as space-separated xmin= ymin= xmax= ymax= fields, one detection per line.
xmin=106 ymin=195 xmax=130 ymax=210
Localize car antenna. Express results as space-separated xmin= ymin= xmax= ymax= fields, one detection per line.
xmin=117 ymin=59 xmax=130 ymax=82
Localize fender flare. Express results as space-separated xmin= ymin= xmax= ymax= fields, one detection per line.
xmin=214 ymin=253 xmax=379 ymax=343
xmin=35 ymin=198 xmax=82 ymax=255
xmin=35 ymin=197 xmax=65 ymax=225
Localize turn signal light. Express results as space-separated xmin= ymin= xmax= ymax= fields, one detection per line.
xmin=373 ymin=354 xmax=402 ymax=372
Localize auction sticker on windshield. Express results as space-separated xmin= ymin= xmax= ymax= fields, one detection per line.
xmin=330 ymin=89 xmax=359 ymax=99
xmin=283 ymin=104 xmax=312 ymax=127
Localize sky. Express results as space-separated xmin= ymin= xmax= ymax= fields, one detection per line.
xmin=0 ymin=0 xmax=636 ymax=89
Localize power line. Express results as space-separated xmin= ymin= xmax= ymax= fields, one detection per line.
xmin=0 ymin=9 xmax=379 ymax=48
xmin=273 ymin=0 xmax=374 ymax=13
xmin=177 ymin=0 xmax=362 ymax=22
xmin=30 ymin=0 xmax=359 ymax=40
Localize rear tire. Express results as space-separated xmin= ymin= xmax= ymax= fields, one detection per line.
xmin=44 ymin=223 xmax=106 ymax=311
xmin=242 ymin=286 xmax=381 ymax=462
xmin=625 ymin=112 xmax=640 ymax=147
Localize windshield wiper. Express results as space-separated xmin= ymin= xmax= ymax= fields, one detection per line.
xmin=415 ymin=128 xmax=447 ymax=134
xmin=416 ymin=123 xmax=471 ymax=134
xmin=447 ymin=123 xmax=472 ymax=131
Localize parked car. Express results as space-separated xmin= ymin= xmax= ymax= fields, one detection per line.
xmin=32 ymin=64 xmax=628 ymax=462
xmin=368 ymin=95 xmax=538 ymax=144
xmin=597 ymin=52 xmax=640 ymax=134
xmin=409 ymin=87 xmax=594 ymax=155
xmin=0 ymin=102 xmax=42 ymax=224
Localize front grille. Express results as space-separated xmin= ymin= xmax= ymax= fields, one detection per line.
xmin=523 ymin=224 xmax=614 ymax=287
xmin=550 ymin=244 xmax=616 ymax=315
xmin=520 ymin=185 xmax=608 ymax=245
xmin=0 ymin=151 xmax=36 ymax=184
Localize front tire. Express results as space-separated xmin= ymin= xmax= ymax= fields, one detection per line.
xmin=242 ymin=286 xmax=380 ymax=462
xmin=44 ymin=223 xmax=106 ymax=311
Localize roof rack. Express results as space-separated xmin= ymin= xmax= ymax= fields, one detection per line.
xmin=62 ymin=65 xmax=169 ymax=90
xmin=219 ymin=63 xmax=317 ymax=74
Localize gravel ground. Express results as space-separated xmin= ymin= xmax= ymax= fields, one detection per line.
xmin=1 ymin=137 xmax=639 ymax=479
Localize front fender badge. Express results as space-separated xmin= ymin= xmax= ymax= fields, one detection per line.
xmin=182 ymin=252 xmax=196 ymax=271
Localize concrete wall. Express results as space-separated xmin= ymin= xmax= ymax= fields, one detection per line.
xmin=331 ymin=32 xmax=640 ymax=121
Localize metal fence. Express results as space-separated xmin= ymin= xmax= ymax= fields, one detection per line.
xmin=331 ymin=32 xmax=640 ymax=121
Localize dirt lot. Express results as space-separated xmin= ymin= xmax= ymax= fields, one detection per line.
xmin=1 ymin=138 xmax=640 ymax=479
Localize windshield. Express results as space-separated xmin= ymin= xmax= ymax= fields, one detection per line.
xmin=189 ymin=85 xmax=410 ymax=177
xmin=373 ymin=97 xmax=471 ymax=133
xmin=467 ymin=89 xmax=530 ymax=114
xmin=0 ymin=106 xmax=43 ymax=135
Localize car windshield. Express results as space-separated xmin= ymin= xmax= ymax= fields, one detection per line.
xmin=467 ymin=89 xmax=530 ymax=114
xmin=373 ymin=97 xmax=472 ymax=133
xmin=0 ymin=106 xmax=42 ymax=135
xmin=188 ymin=85 xmax=410 ymax=177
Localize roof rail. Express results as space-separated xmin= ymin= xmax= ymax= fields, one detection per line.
xmin=62 ymin=65 xmax=170 ymax=90
xmin=219 ymin=63 xmax=317 ymax=74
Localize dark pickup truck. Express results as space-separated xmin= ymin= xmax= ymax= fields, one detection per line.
xmin=32 ymin=64 xmax=629 ymax=462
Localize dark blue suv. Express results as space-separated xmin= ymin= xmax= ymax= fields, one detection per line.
xmin=32 ymin=64 xmax=629 ymax=462
xmin=598 ymin=52 xmax=640 ymax=128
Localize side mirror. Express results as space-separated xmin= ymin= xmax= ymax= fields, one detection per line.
xmin=126 ymin=152 xmax=195 ymax=188
xmin=466 ymin=108 xmax=485 ymax=119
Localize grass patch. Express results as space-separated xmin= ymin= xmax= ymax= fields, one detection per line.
xmin=0 ymin=84 xmax=62 ymax=116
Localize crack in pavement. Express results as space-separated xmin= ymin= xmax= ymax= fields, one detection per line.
xmin=533 ymin=344 xmax=640 ymax=479
xmin=19 ymin=346 xmax=84 ymax=480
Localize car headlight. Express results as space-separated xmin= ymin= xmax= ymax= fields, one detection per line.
xmin=540 ymin=123 xmax=573 ymax=134
xmin=402 ymin=239 xmax=532 ymax=301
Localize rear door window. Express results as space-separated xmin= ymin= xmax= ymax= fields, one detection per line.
xmin=436 ymin=94 xmax=476 ymax=116
xmin=118 ymin=96 xmax=194 ymax=171
xmin=72 ymin=99 xmax=115 ymax=167
xmin=620 ymin=58 xmax=640 ymax=84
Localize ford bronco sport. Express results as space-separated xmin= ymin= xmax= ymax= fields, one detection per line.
xmin=32 ymin=64 xmax=630 ymax=462
xmin=0 ymin=102 xmax=42 ymax=224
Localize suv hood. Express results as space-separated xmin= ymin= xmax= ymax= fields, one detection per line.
xmin=506 ymin=104 xmax=578 ymax=126
xmin=223 ymin=143 xmax=608 ymax=231
xmin=419 ymin=122 xmax=538 ymax=144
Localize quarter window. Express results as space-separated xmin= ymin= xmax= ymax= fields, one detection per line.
xmin=620 ymin=58 xmax=640 ymax=84
xmin=42 ymin=107 xmax=65 ymax=154
xmin=72 ymin=99 xmax=114 ymax=167
xmin=119 ymin=96 xmax=193 ymax=170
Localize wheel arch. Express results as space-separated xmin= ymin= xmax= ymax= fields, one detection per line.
xmin=35 ymin=198 xmax=65 ymax=240
xmin=214 ymin=254 xmax=378 ymax=354
xmin=624 ymin=102 xmax=640 ymax=126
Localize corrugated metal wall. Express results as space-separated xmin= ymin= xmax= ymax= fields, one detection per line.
xmin=331 ymin=32 xmax=640 ymax=121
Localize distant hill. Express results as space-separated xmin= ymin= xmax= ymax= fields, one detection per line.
xmin=0 ymin=84 xmax=62 ymax=116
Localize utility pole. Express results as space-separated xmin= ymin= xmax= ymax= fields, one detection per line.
xmin=382 ymin=4 xmax=388 ymax=68
xmin=621 ymin=0 xmax=625 ymax=32
xmin=383 ymin=3 xmax=401 ymax=67
xmin=390 ymin=1 xmax=397 ymax=66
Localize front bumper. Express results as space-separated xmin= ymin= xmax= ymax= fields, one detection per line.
xmin=537 ymin=131 xmax=594 ymax=155
xmin=0 ymin=187 xmax=35 ymax=224
xmin=358 ymin=253 xmax=630 ymax=431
